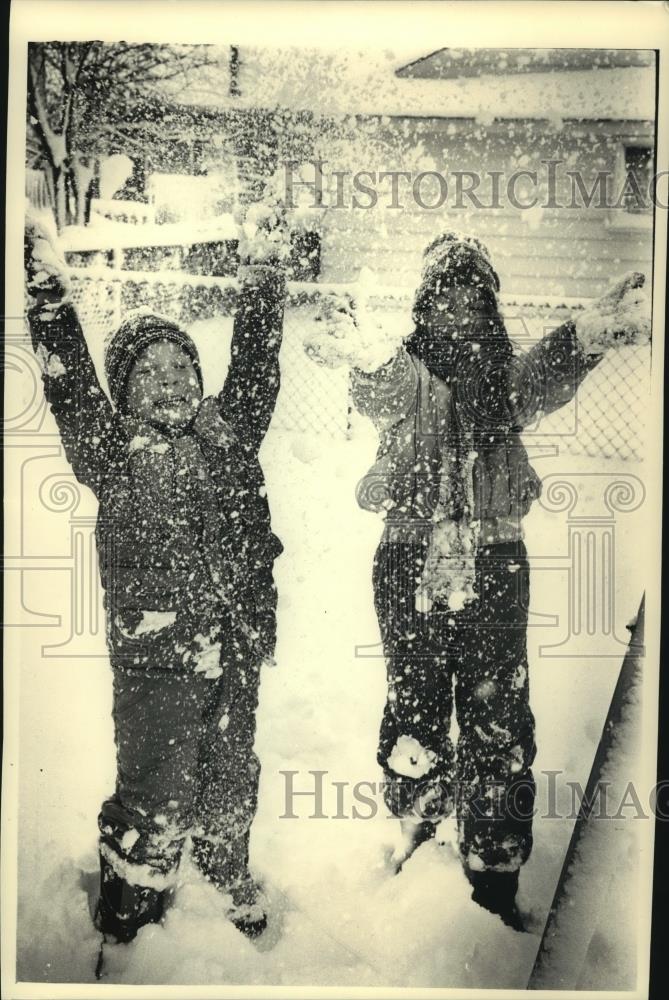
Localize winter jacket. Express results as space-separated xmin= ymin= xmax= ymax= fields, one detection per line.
xmin=28 ymin=265 xmax=286 ymax=672
xmin=351 ymin=321 xmax=601 ymax=545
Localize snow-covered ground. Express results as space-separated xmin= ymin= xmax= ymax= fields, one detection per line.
xmin=13 ymin=313 xmax=650 ymax=991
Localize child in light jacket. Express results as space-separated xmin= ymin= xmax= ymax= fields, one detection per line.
xmin=305 ymin=232 xmax=649 ymax=930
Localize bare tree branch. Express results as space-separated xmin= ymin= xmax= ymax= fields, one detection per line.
xmin=27 ymin=41 xmax=220 ymax=229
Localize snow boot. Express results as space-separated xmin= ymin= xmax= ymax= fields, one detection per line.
xmin=465 ymin=868 xmax=527 ymax=932
xmin=192 ymin=834 xmax=268 ymax=939
xmin=94 ymin=853 xmax=166 ymax=945
xmin=227 ymin=872 xmax=268 ymax=939
xmin=390 ymin=817 xmax=438 ymax=874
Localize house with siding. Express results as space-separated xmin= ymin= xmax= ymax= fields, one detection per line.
xmin=315 ymin=113 xmax=655 ymax=299
xmin=41 ymin=45 xmax=656 ymax=304
xmin=243 ymin=46 xmax=656 ymax=300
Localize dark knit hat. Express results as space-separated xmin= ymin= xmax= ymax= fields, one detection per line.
xmin=104 ymin=311 xmax=203 ymax=411
xmin=412 ymin=232 xmax=500 ymax=324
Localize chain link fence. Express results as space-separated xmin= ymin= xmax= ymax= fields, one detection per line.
xmin=67 ymin=268 xmax=649 ymax=460
xmin=525 ymin=345 xmax=649 ymax=462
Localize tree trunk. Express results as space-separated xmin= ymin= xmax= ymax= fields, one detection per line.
xmin=85 ymin=159 xmax=100 ymax=225
xmin=72 ymin=155 xmax=95 ymax=226
xmin=53 ymin=166 xmax=68 ymax=232
xmin=43 ymin=164 xmax=56 ymax=216
xmin=65 ymin=168 xmax=77 ymax=227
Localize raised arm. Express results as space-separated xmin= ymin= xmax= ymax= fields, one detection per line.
xmin=350 ymin=347 xmax=419 ymax=432
xmin=217 ymin=263 xmax=287 ymax=454
xmin=217 ymin=193 xmax=290 ymax=455
xmin=302 ymin=290 xmax=414 ymax=431
xmin=25 ymin=218 xmax=119 ymax=494
xmin=506 ymin=320 xmax=603 ymax=428
xmin=507 ymin=272 xmax=650 ymax=429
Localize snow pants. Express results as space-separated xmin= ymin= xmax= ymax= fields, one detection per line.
xmin=98 ymin=651 xmax=261 ymax=891
xmin=373 ymin=537 xmax=537 ymax=873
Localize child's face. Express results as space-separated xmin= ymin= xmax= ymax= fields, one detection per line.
xmin=125 ymin=339 xmax=202 ymax=430
xmin=425 ymin=284 xmax=489 ymax=336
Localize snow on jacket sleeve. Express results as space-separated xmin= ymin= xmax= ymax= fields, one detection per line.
xmin=350 ymin=347 xmax=419 ymax=432
xmin=27 ymin=299 xmax=118 ymax=495
xmin=217 ymin=264 xmax=287 ymax=454
xmin=507 ymin=320 xmax=603 ymax=429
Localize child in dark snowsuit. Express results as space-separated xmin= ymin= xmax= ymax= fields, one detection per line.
xmin=24 ymin=210 xmax=288 ymax=947
xmin=305 ymin=232 xmax=649 ymax=930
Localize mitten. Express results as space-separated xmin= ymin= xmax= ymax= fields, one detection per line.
xmin=575 ymin=271 xmax=651 ymax=354
xmin=236 ymin=188 xmax=292 ymax=266
xmin=303 ymin=271 xmax=402 ymax=373
xmin=25 ymin=212 xmax=71 ymax=311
